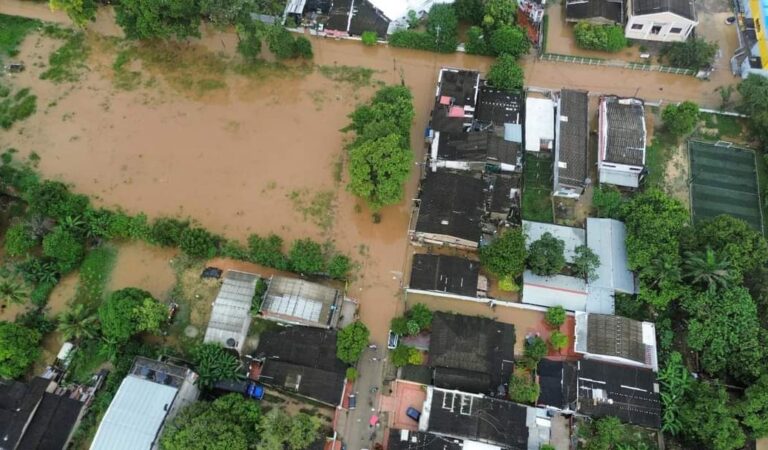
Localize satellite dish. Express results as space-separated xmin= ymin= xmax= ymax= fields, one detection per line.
xmin=226 ymin=338 xmax=237 ymax=348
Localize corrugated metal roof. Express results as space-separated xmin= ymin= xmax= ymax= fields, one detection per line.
xmin=599 ymin=167 xmax=640 ymax=188
xmin=90 ymin=376 xmax=178 ymax=450
xmin=586 ymin=218 xmax=635 ymax=294
xmin=522 ymin=271 xmax=588 ymax=311
xmin=523 ymin=220 xmax=586 ymax=263
xmin=260 ymin=276 xmax=341 ymax=328
xmin=203 ymin=270 xmax=258 ymax=353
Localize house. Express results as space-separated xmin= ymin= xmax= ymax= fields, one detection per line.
xmin=586 ymin=217 xmax=637 ymax=304
xmin=259 ymin=276 xmax=343 ymax=329
xmin=489 ymin=173 xmax=522 ymax=224
xmin=575 ymin=359 xmax=662 ymax=428
xmin=553 ymin=90 xmax=590 ymax=198
xmin=430 ymin=69 xmax=480 ymax=135
xmin=408 ymin=254 xmax=486 ymax=299
xmin=565 ymin=0 xmax=625 ymax=24
xmin=419 ymin=387 xmax=550 ymax=449
xmin=574 ymin=312 xmax=659 ymax=371
xmin=411 ymin=171 xmax=486 ymax=249
xmin=537 ymin=359 xmax=577 ymax=411
xmin=252 ymin=327 xmax=347 ymax=406
xmin=524 ymin=97 xmax=555 ymax=152
xmin=428 ymin=312 xmax=515 ymax=395
xmin=598 ymin=96 xmax=646 ymax=188
xmin=522 ymin=271 xmax=590 ymax=311
xmin=90 ymin=357 xmax=200 ymax=450
xmin=625 ymin=0 xmax=697 ymax=42
xmin=0 ymin=377 xmax=87 ymax=450
xmin=203 ymin=270 xmax=258 ymax=354
xmin=430 ymin=131 xmax=520 ymax=172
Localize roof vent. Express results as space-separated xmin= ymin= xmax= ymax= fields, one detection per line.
xmin=558 ymin=161 xmax=568 ymax=169
xmin=440 ymin=220 xmax=450 ymax=225
xmin=560 ymin=115 xmax=569 ymax=122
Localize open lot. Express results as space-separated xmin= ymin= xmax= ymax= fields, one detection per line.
xmin=689 ymin=140 xmax=763 ymax=232
xmin=523 ymin=155 xmax=554 ymax=223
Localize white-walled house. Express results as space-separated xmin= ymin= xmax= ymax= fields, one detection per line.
xmin=597 ymin=96 xmax=646 ymax=188
xmin=624 ymin=0 xmax=697 ymax=42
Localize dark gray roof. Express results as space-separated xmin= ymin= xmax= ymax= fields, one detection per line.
xmin=17 ymin=393 xmax=84 ymax=450
xmin=437 ymin=132 xmax=518 ymax=166
xmin=400 ymin=365 xmax=433 ymax=385
xmin=415 ymin=171 xmax=486 ymax=244
xmin=429 ymin=312 xmax=515 ymax=395
xmin=428 ymin=389 xmax=528 ymax=449
xmin=255 ymin=327 xmax=347 ymax=405
xmin=490 ymin=174 xmax=520 ymax=216
xmin=475 ymin=86 xmax=523 ymax=126
xmin=438 ymin=70 xmax=480 ymax=108
xmin=410 ymin=254 xmax=480 ymax=297
xmin=349 ymin=0 xmax=390 ymax=38
xmin=632 ymin=0 xmax=695 ymax=20
xmin=0 ymin=377 xmax=50 ymax=449
xmin=587 ymin=314 xmax=646 ymax=364
xmin=565 ymin=0 xmax=624 ymax=23
xmin=433 ymin=368 xmax=491 ymax=393
xmin=556 ymin=90 xmax=589 ymax=189
xmin=388 ymin=430 xmax=463 ymax=450
xmin=325 ymin=0 xmax=353 ymax=32
xmin=537 ymin=359 xmax=577 ymax=410
xmin=603 ymin=97 xmax=645 ymax=166
xmin=577 ymin=359 xmax=661 ymax=428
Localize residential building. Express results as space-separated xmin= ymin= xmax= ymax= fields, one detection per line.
xmin=203 ymin=270 xmax=258 ymax=354
xmin=411 ymin=171 xmax=486 ymax=249
xmin=428 ymin=312 xmax=515 ymax=395
xmin=586 ymin=217 xmax=637 ymax=306
xmin=574 ymin=312 xmax=659 ymax=371
xmin=252 ymin=327 xmax=347 ymax=406
xmin=259 ymin=276 xmax=343 ymax=329
xmin=408 ymin=254 xmax=486 ymax=299
xmin=537 ymin=359 xmax=577 ymax=411
xmin=0 ymin=377 xmax=87 ymax=450
xmin=553 ymin=90 xmax=590 ymax=198
xmin=90 ymin=357 xmax=200 ymax=450
xmin=388 ymin=429 xmax=463 ymax=450
xmin=524 ymin=97 xmax=556 ymax=152
xmin=430 ymin=68 xmax=481 ymax=135
xmin=565 ymin=0 xmax=625 ymax=24
xmin=624 ymin=0 xmax=697 ymax=42
xmin=597 ymin=96 xmax=646 ymax=188
xmin=522 ymin=271 xmax=590 ymax=311
xmin=523 ymin=220 xmax=586 ymax=263
xmin=430 ymin=131 xmax=520 ymax=173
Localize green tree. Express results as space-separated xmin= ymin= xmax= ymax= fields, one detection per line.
xmin=658 ymin=351 xmax=693 ymax=435
xmin=347 ymin=133 xmax=412 ymax=211
xmin=160 ymin=393 xmax=261 ymax=450
xmin=42 ymin=227 xmax=85 ymax=272
xmin=683 ymin=286 xmax=763 ymax=383
xmin=180 ymin=227 xmax=218 ymax=258
xmin=489 ymin=25 xmax=529 ymax=58
xmin=236 ymin=25 xmax=262 ymax=61
xmin=247 ymin=233 xmax=288 ymax=269
xmin=391 ymin=345 xmax=420 ymax=367
xmin=686 ymin=214 xmax=768 ymax=276
xmin=573 ymin=245 xmax=600 ymax=281
xmin=662 ymin=37 xmax=718 ymax=71
xmin=0 ymin=321 xmax=41 ymax=379
xmin=573 ymin=22 xmax=627 ymax=52
xmin=527 ymin=232 xmax=566 ymax=276
xmin=328 ymin=254 xmax=352 ymax=279
xmin=738 ymin=373 xmax=768 ymax=438
xmin=293 ymin=36 xmax=313 ymax=59
xmin=4 ymin=222 xmax=36 ymax=257
xmin=199 ymin=0 xmax=254 ymax=26
xmin=150 ymin=217 xmax=189 ymax=247
xmin=662 ymin=101 xmax=700 ymax=137
xmin=678 ymin=381 xmax=745 ymax=450
xmin=288 ymin=238 xmax=324 ymax=274
xmin=98 ymin=287 xmax=164 ymax=343
xmin=191 ymin=343 xmax=239 ymax=388
xmin=267 ymin=26 xmax=297 ymax=59
xmin=480 ymin=228 xmax=527 ymax=277
xmin=580 ymin=416 xmax=627 ymax=450
xmin=544 ymin=305 xmax=566 ymax=328
xmin=483 ymin=0 xmax=517 ymax=29
xmin=257 ymin=409 xmax=321 ymax=450
xmin=361 ymin=31 xmax=378 ymax=46
xmin=27 ymin=180 xmax=89 ymax=220
xmin=464 ymin=26 xmax=491 ymax=55
xmin=336 ymin=321 xmax=369 ymax=364
xmin=406 ymin=320 xmax=420 ymax=336
xmin=592 ymin=185 xmax=623 ymax=219
xmin=390 ymin=316 xmax=408 ymax=335
xmin=345 ymin=367 xmax=358 ymax=381
xmin=408 ymin=303 xmax=433 ymax=330
xmin=426 ymin=4 xmax=458 ymax=53
xmin=548 ymin=330 xmax=568 ymax=352
xmin=738 ymin=74 xmax=768 ymax=144
xmin=0 ymin=279 xmax=26 ymax=308
xmin=682 ymin=248 xmax=733 ymax=291
xmin=58 ymin=303 xmax=98 ymax=342
xmin=487 ymin=54 xmax=524 ymax=90
xmin=116 ymin=0 xmax=202 ymax=40
xmin=508 ymin=368 xmax=539 ymax=404
xmin=286 ymin=413 xmax=321 ymax=450
xmin=523 ymin=336 xmax=547 ymax=368
xmin=50 ymin=0 xmax=97 ymax=28
xmin=455 ymin=0 xmax=485 ymax=24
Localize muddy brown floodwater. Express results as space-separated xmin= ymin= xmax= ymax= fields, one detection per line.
xmin=108 ymin=242 xmax=177 ymax=300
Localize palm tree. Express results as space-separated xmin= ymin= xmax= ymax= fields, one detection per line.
xmin=683 ymin=248 xmax=733 ymax=291
xmin=58 ymin=304 xmax=99 ymax=342
xmin=0 ymin=279 xmax=27 ymax=307
xmin=644 ymin=253 xmax=682 ymax=288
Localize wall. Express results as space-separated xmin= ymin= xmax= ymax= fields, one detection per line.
xmin=624 ymin=12 xmax=695 ymax=42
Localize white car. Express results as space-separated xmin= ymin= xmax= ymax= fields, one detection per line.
xmin=387 ymin=330 xmax=399 ymax=349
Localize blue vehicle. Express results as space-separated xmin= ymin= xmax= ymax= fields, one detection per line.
xmin=246 ymin=383 xmax=265 ymax=400
xmin=214 ymin=379 xmax=265 ymax=400
xmin=406 ymin=407 xmax=421 ymax=422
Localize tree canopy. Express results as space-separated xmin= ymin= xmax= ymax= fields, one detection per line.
xmin=573 ymin=245 xmax=600 ymax=281
xmin=0 ymin=321 xmax=41 ymax=379
xmin=191 ymin=343 xmax=239 ymax=388
xmin=288 ymin=238 xmax=324 ymax=274
xmin=98 ymin=287 xmax=165 ymax=342
xmin=489 ymin=25 xmax=529 ymax=58
xmin=50 ymin=0 xmax=97 ymax=28
xmin=336 ymin=321 xmax=369 ymax=364
xmin=487 ymin=54 xmax=524 ymax=91
xmin=42 ymin=227 xmax=84 ymax=273
xmin=738 ymin=74 xmax=768 ymax=145
xmin=662 ymin=101 xmax=700 ymax=137
xmin=483 ymin=0 xmax=517 ymax=29
xmin=685 ymin=215 xmax=768 ymax=276
xmin=662 ymin=37 xmax=718 ymax=71
xmin=116 ymin=0 xmax=202 ymax=40
xmin=527 ymin=232 xmax=566 ymax=276
xmin=678 ymin=381 xmax=746 ymax=450
xmin=573 ymin=23 xmax=627 ymax=52
xmin=480 ymin=228 xmax=527 ymax=277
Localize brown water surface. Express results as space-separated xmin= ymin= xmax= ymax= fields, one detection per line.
xmin=108 ymin=242 xmax=177 ymax=299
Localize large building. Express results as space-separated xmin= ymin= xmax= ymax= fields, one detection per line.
xmin=408 ymin=254 xmax=484 ymax=299
xmin=597 ymin=96 xmax=646 ymax=189
xmin=90 ymin=358 xmax=199 ymax=450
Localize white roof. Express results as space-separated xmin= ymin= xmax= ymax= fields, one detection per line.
xmin=203 ymin=270 xmax=258 ymax=353
xmin=586 ymin=218 xmax=635 ymax=294
xmin=90 ymin=376 xmax=178 ymax=450
xmin=523 ymin=220 xmax=586 ymax=263
xmin=525 ymin=98 xmax=555 ymax=151
xmin=370 ymin=0 xmax=454 ymax=21
xmin=599 ymin=167 xmax=640 ymax=188
xmin=463 ymin=441 xmax=502 ymax=450
xmin=522 ymin=270 xmax=588 ymax=311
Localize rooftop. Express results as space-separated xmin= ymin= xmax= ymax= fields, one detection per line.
xmin=426 ymin=388 xmax=528 ymax=449
xmin=203 ymin=270 xmax=258 ymax=353
xmin=524 ymin=97 xmax=555 ymax=152
xmin=348 ymin=0 xmax=390 ymax=38
xmin=554 ymin=90 xmax=590 ymax=190
xmin=489 ymin=174 xmax=520 ymax=217
xmin=431 ymin=69 xmax=480 ymax=134
xmin=632 ymin=0 xmax=696 ymax=20
xmin=388 ymin=429 xmax=464 ymax=450
xmin=601 ymin=96 xmax=646 ymax=166
xmin=260 ymin=276 xmax=342 ymax=329
xmin=586 ymin=218 xmax=635 ymax=294
xmin=429 ymin=312 xmax=515 ymax=395
xmin=522 ymin=220 xmax=586 ymax=263
xmin=254 ymin=327 xmax=347 ymax=405
xmin=522 ymin=270 xmax=588 ymax=311
xmin=574 ymin=312 xmax=658 ymax=370
xmin=537 ymin=359 xmax=577 ymax=411
xmin=414 ymin=171 xmax=486 ymax=246
xmin=475 ymin=86 xmax=523 ymax=126
xmin=565 ymin=0 xmax=624 ymax=23
xmin=409 ymin=254 xmax=480 ymax=297
xmin=434 ymin=132 xmax=518 ymax=167
xmin=576 ymin=359 xmax=662 ymax=429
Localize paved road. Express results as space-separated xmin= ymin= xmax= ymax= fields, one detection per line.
xmin=338 ymin=346 xmax=387 ymax=449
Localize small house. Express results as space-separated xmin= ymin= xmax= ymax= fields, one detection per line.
xmin=553 ymin=89 xmax=590 ymax=198
xmin=598 ymin=96 xmax=646 ymax=188
xmin=573 ymin=312 xmax=659 ymax=371
xmin=259 ymin=276 xmax=343 ymax=329
xmin=408 ymin=254 xmax=485 ymax=299
xmin=203 ymin=270 xmax=258 ymax=354
xmin=624 ymin=0 xmax=697 ymax=42
xmin=524 ymin=97 xmax=555 ymax=152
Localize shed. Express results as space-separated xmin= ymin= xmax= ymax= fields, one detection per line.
xmin=574 ymin=312 xmax=658 ymax=371
xmin=203 ymin=270 xmax=258 ymax=354
xmin=524 ymin=97 xmax=555 ymax=152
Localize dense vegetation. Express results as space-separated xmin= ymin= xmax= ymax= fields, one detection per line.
xmin=661 ymin=37 xmax=718 ymax=71
xmin=573 ymin=22 xmax=627 ymax=52
xmin=389 ymin=4 xmax=458 ymax=53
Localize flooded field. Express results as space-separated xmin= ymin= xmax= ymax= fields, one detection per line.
xmin=108 ymin=242 xmax=177 ymax=299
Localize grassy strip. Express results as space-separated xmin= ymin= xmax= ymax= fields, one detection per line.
xmin=643 ymin=130 xmax=676 ymax=190
xmin=0 ymin=14 xmax=40 ymax=60
xmin=523 ymin=156 xmax=554 ymax=222
xmin=40 ymin=31 xmax=89 ymax=83
xmin=72 ymin=245 xmax=117 ymax=309
xmin=318 ymin=65 xmax=376 ymax=88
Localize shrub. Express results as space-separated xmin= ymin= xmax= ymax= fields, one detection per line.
xmin=662 ymin=101 xmax=700 ymax=137
xmin=388 ymin=4 xmax=458 ymax=53
xmin=389 ymin=29 xmax=436 ymax=51
xmin=509 ymin=368 xmax=539 ymax=404
xmin=4 ymin=222 xmax=36 ymax=257
xmin=42 ymin=227 xmax=85 ymax=273
xmin=179 ymin=227 xmax=218 ymax=258
xmin=150 ymin=217 xmax=189 ymax=247
xmin=408 ymin=303 xmax=433 ymax=330
xmin=390 ymin=316 xmax=409 ymax=335
xmin=27 ymin=180 xmax=89 ymax=220
xmin=107 ymin=212 xmax=150 ymax=240
xmin=0 ymin=321 xmax=41 ymax=379
xmin=328 ymin=254 xmax=352 ymax=279
xmin=573 ymin=22 xmax=627 ymax=52
xmin=523 ymin=336 xmax=547 ymax=368
xmin=247 ymin=233 xmax=288 ymax=269
xmin=346 ymin=367 xmax=358 ymax=381
xmin=662 ymin=37 xmax=717 ymax=71
xmin=487 ymin=54 xmax=524 ymax=90
xmin=236 ymin=24 xmax=261 ymax=61
xmin=361 ymin=31 xmax=378 ymax=46
xmin=191 ymin=343 xmax=239 ymax=388
xmin=549 ymin=331 xmax=568 ymax=351
xmin=293 ymin=36 xmax=313 ymax=59
xmin=498 ymin=275 xmax=519 ymax=292
xmin=391 ymin=345 xmax=421 ymax=367
xmin=544 ymin=305 xmax=566 ymax=328
xmin=288 ymin=238 xmax=324 ymax=274
xmin=30 ymin=281 xmax=56 ymax=307
xmin=465 ymin=26 xmax=492 ymax=55
xmin=267 ymin=26 xmax=297 ymax=59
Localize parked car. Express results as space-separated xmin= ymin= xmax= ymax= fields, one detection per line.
xmin=200 ymin=267 xmax=223 ymax=279
xmin=406 ymin=407 xmax=421 ymax=422
xmin=213 ymin=379 xmax=265 ymax=400
xmin=348 ymin=394 xmax=357 ymax=410
xmin=387 ymin=330 xmax=399 ymax=349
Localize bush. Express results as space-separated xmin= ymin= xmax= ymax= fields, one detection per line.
xmin=0 ymin=85 xmax=37 ymax=130
xmin=544 ymin=305 xmax=566 ymax=328
xmin=465 ymin=26 xmax=492 ymax=55
xmin=346 ymin=367 xmax=358 ymax=381
xmin=408 ymin=303 xmax=433 ymax=330
xmin=573 ymin=22 xmax=627 ymax=52
xmin=27 ymin=180 xmax=89 ymax=220
xmin=480 ymin=228 xmax=527 ymax=277
xmin=30 ymin=281 xmax=56 ymax=307
xmin=42 ymin=227 xmax=85 ymax=273
xmin=247 ymin=233 xmax=288 ymax=269
xmin=150 ymin=217 xmax=189 ymax=247
xmin=523 ymin=336 xmax=547 ymax=368
xmin=662 ymin=101 xmax=700 ymax=137
xmin=107 ymin=211 xmax=150 ymax=240
xmin=498 ymin=275 xmax=519 ymax=292
xmin=267 ymin=26 xmax=297 ymax=59
xmin=328 ymin=254 xmax=352 ymax=279
xmin=4 ymin=222 xmax=36 ymax=257
xmin=509 ymin=368 xmax=539 ymax=404
xmin=391 ymin=345 xmax=421 ymax=367
xmin=361 ymin=31 xmax=378 ymax=46
xmin=191 ymin=343 xmax=239 ymax=388
xmin=489 ymin=25 xmax=530 ymax=58
xmin=662 ymin=37 xmax=717 ymax=71
xmin=390 ymin=316 xmax=408 ymax=335
xmin=487 ymin=54 xmax=524 ymax=90
xmin=293 ymin=36 xmax=313 ymax=59
xmin=179 ymin=227 xmax=218 ymax=258
xmin=389 ymin=29 xmax=437 ymax=51
xmin=288 ymin=239 xmax=324 ymax=274
xmin=0 ymin=321 xmax=41 ymax=379
xmin=549 ymin=331 xmax=568 ymax=351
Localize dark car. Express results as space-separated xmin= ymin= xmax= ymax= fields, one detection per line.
xmin=406 ymin=407 xmax=421 ymax=422
xmin=201 ymin=267 xmax=223 ymax=279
